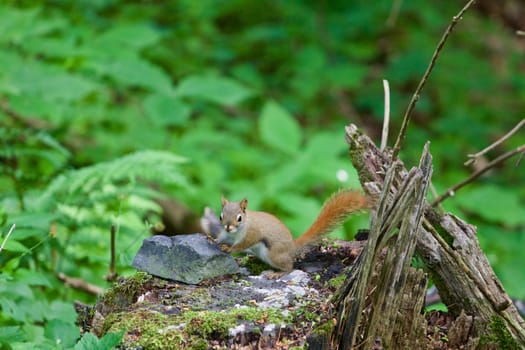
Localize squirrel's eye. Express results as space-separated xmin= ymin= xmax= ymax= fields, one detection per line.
xmin=236 ymin=214 xmax=242 ymax=223
xmin=219 ymin=213 xmax=223 ymax=221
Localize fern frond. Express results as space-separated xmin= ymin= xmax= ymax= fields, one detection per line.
xmin=37 ymin=150 xmax=189 ymax=207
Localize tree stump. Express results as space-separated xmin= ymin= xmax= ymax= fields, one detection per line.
xmin=327 ymin=124 xmax=525 ymax=349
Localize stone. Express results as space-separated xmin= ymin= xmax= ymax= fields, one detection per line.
xmin=132 ymin=234 xmax=239 ymax=284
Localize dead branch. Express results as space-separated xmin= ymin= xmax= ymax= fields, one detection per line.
xmin=465 ymin=118 xmax=524 ymax=166
xmin=392 ymin=0 xmax=477 ymax=160
xmin=58 ymin=272 xmax=104 ymax=295
xmin=431 ymin=143 xmax=525 ymax=206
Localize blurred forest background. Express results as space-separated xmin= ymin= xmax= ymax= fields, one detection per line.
xmin=0 ymin=0 xmax=524 ymax=348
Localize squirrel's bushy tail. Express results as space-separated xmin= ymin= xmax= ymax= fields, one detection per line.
xmin=295 ymin=190 xmax=372 ymax=247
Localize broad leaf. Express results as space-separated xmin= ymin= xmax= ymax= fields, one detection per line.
xmin=2 ymin=239 xmax=30 ymax=253
xmin=175 ymin=75 xmax=254 ymax=106
xmin=144 ymin=93 xmax=191 ymax=127
xmin=88 ymin=56 xmax=173 ymax=94
xmin=44 ymin=319 xmax=80 ymax=348
xmin=457 ymin=186 xmax=525 ymax=227
xmin=74 ymin=330 xmax=124 ymax=350
xmin=11 ymin=64 xmax=98 ymax=101
xmin=0 ymin=326 xmax=25 ymax=343
xmin=95 ymin=23 xmax=162 ymax=49
xmin=259 ymin=101 xmax=301 ymax=155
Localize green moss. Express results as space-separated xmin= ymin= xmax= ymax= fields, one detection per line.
xmin=108 ymin=309 xmax=185 ymax=350
xmin=175 ymin=287 xmax=212 ymax=308
xmin=311 ymin=320 xmax=334 ymax=336
xmin=101 ymin=312 xmax=119 ymax=335
xmin=307 ymin=320 xmax=334 ymax=348
xmin=326 ymin=274 xmax=346 ymax=289
xmin=239 ymin=255 xmax=271 ymax=275
xmin=185 ymin=307 xmax=289 ymax=339
xmin=479 ymin=316 xmax=520 ymax=350
xmin=106 ymin=305 xmax=290 ymax=349
xmin=188 ymin=338 xmax=208 ymax=350
xmin=97 ymin=272 xmax=153 ymax=315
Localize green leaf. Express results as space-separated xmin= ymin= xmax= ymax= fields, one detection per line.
xmin=74 ymin=330 xmax=124 ymax=350
xmin=44 ymin=319 xmax=80 ymax=348
xmin=143 ymin=93 xmax=191 ymax=127
xmin=259 ymin=101 xmax=302 ymax=155
xmin=0 ymin=326 xmax=25 ymax=344
xmin=303 ymin=131 xmax=347 ymax=159
xmin=98 ymin=330 xmax=125 ymax=350
xmin=88 ymin=56 xmax=173 ymax=94
xmin=457 ymin=186 xmax=525 ymax=227
xmin=0 ymin=296 xmax=44 ymax=322
xmin=49 ymin=301 xmax=77 ymax=323
xmin=2 ymin=239 xmax=30 ymax=253
xmin=38 ymin=150 xmax=190 ymax=207
xmin=0 ymin=280 xmax=33 ymax=298
xmin=0 ymin=51 xmax=24 ymax=94
xmin=7 ymin=212 xmax=56 ymax=230
xmin=11 ymin=64 xmax=98 ymax=101
xmin=14 ymin=269 xmax=52 ymax=287
xmin=74 ymin=332 xmax=99 ymax=350
xmin=326 ymin=64 xmax=368 ymax=89
xmin=95 ymin=23 xmax=162 ymax=49
xmin=175 ymin=75 xmax=254 ymax=106
xmin=0 ymin=6 xmax=39 ymax=44
xmin=20 ymin=36 xmax=77 ymax=58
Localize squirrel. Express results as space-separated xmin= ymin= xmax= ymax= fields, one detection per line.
xmin=216 ymin=190 xmax=372 ymax=271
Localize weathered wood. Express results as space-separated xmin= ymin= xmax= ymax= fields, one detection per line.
xmin=331 ymin=143 xmax=432 ymax=349
xmin=344 ymin=124 xmax=525 ymax=346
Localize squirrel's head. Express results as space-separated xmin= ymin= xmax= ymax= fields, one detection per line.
xmin=219 ymin=196 xmax=248 ymax=237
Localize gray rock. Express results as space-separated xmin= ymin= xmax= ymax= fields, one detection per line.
xmin=132 ymin=234 xmax=239 ymax=284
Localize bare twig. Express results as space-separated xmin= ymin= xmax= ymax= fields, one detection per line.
xmin=58 ymin=272 xmax=104 ymax=295
xmin=105 ymin=224 xmax=118 ymax=282
xmin=0 ymin=224 xmax=16 ymax=253
xmin=465 ymin=118 xmax=525 ymax=166
xmin=392 ymin=0 xmax=477 ymax=160
xmin=431 ymin=143 xmax=525 ymax=206
xmin=380 ymin=79 xmax=391 ymax=151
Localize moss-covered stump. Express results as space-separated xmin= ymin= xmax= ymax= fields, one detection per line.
xmin=82 ymin=240 xmax=365 ymax=349
xmin=75 ymin=237 xmax=510 ymax=349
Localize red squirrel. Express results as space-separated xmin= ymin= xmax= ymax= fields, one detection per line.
xmin=217 ymin=190 xmax=372 ymax=271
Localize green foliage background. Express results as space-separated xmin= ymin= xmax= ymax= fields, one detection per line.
xmin=0 ymin=0 xmax=524 ymax=348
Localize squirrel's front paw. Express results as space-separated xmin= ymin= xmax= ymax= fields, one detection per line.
xmin=220 ymin=244 xmax=233 ymax=253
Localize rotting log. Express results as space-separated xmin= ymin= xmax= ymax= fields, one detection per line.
xmin=330 ymin=142 xmax=432 ymax=349
xmin=333 ymin=124 xmax=525 ymax=348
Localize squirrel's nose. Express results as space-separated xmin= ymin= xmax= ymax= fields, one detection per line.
xmin=225 ymin=225 xmax=232 ymax=232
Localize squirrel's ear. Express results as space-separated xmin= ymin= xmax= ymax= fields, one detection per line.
xmin=240 ymin=198 xmax=248 ymax=212
xmin=221 ymin=195 xmax=228 ymax=206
